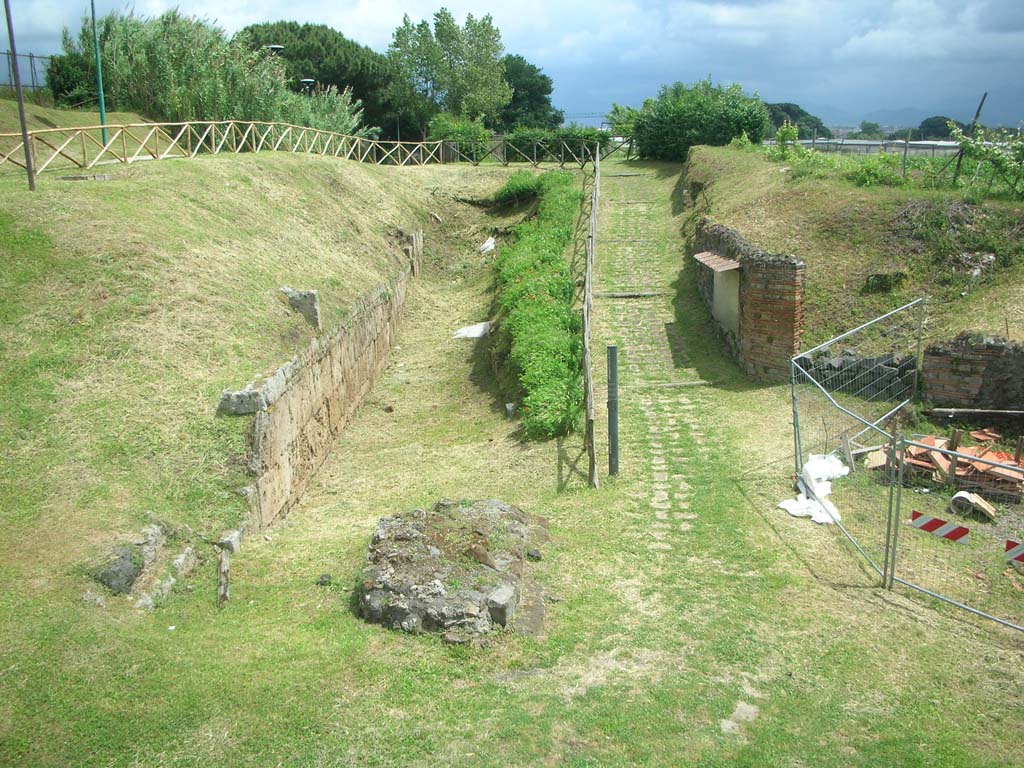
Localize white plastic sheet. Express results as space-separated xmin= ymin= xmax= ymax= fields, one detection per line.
xmin=453 ymin=321 xmax=490 ymax=339
xmin=778 ymin=453 xmax=849 ymax=525
xmin=479 ymin=237 xmax=496 ymax=254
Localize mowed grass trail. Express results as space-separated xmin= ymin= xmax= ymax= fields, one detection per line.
xmin=1 ymin=152 xmax=1021 ymax=766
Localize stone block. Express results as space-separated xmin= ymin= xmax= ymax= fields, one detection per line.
xmin=278 ymin=286 xmax=323 ymax=332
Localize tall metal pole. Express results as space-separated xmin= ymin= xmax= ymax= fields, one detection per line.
xmin=3 ymin=0 xmax=35 ymax=191
xmin=607 ymin=345 xmax=619 ymax=476
xmin=91 ymin=0 xmax=107 ymax=145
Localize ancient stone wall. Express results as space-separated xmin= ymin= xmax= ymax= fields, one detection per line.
xmin=922 ymin=333 xmax=1024 ymax=409
xmin=694 ymin=219 xmax=806 ymax=381
xmin=220 ymin=232 xmax=423 ymax=531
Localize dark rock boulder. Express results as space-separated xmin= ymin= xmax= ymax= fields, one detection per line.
xmin=356 ymin=499 xmax=547 ymax=639
xmin=97 ymin=547 xmax=142 ymax=594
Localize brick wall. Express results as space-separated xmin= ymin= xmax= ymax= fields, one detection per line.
xmin=694 ymin=219 xmax=806 ymax=381
xmin=923 ymin=333 xmax=1024 ymax=409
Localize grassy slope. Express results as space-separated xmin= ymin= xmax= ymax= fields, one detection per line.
xmin=3 ymin=151 xmax=1019 ymax=766
xmin=0 ymin=146 xmax=520 ymax=729
xmin=684 ymin=146 xmax=1024 ymax=345
xmin=0 ymin=99 xmax=146 ymax=134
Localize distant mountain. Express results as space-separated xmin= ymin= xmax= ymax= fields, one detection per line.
xmin=800 ymin=101 xmax=859 ymax=128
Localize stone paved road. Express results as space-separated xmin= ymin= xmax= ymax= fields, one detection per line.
xmin=595 ymin=166 xmax=718 ymax=556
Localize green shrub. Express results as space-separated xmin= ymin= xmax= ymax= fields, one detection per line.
xmin=491 ymin=170 xmax=541 ymax=204
xmin=770 ymin=119 xmax=802 ymax=160
xmin=493 ymin=171 xmax=584 ymax=438
xmin=506 ymin=127 xmax=552 ymax=162
xmin=428 ymin=113 xmax=490 ymax=159
xmin=49 ymin=10 xmax=375 ymax=136
xmin=554 ymin=124 xmax=612 ymax=153
xmin=634 ymin=78 xmax=770 ymax=161
xmin=845 ymin=151 xmax=905 ymax=187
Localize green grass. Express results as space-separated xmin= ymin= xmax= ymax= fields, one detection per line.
xmin=1 ymin=144 xmax=1022 ymax=766
xmin=685 ymin=145 xmax=1024 ymax=344
xmin=0 ymin=97 xmax=145 ymax=134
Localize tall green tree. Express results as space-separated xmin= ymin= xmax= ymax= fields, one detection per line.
xmin=494 ymin=55 xmax=563 ymax=132
xmin=386 ymin=8 xmax=512 ymax=137
xmin=241 ymin=22 xmax=399 ymax=136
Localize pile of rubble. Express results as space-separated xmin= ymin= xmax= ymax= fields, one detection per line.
xmin=867 ymin=428 xmax=1024 ymax=510
xmin=356 ymin=499 xmax=548 ymax=643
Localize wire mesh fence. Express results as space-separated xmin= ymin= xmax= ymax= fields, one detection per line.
xmin=2 ymin=51 xmax=50 ymax=90
xmin=791 ymin=298 xmax=1024 ymax=631
xmin=888 ymin=436 xmax=1024 ymax=631
xmin=791 ymin=299 xmax=924 ymax=581
xmin=792 ymin=299 xmax=925 ymax=470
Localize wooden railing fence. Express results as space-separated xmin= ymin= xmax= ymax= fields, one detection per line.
xmin=0 ymin=119 xmax=631 ymax=178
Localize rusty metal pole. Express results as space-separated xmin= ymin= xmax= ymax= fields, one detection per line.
xmin=3 ymin=0 xmax=35 ymax=191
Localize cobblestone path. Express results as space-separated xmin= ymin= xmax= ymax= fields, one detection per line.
xmin=595 ymin=168 xmax=716 ymax=555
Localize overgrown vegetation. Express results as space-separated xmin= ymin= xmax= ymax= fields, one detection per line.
xmin=48 ymin=10 xmax=374 ymax=136
xmin=427 ymin=113 xmax=490 ymax=157
xmin=240 ymin=21 xmax=400 ymax=138
xmin=740 ymin=122 xmax=1024 ymax=200
xmin=492 ymin=171 xmax=583 ymax=438
xmin=687 ymin=144 xmax=1024 ymax=341
xmin=506 ymin=126 xmax=611 ymax=160
xmin=633 ymin=78 xmax=770 ymax=161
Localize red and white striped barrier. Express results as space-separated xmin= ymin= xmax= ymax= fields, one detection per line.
xmin=1005 ymin=540 xmax=1024 ymax=564
xmin=910 ymin=511 xmax=969 ymax=543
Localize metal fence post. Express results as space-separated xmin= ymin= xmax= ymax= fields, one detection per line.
xmin=790 ymin=359 xmax=802 ymax=476
xmin=608 ymin=345 xmax=619 ymax=476
xmin=911 ymin=300 xmax=926 ymax=398
xmin=887 ymin=438 xmax=907 ymax=589
xmin=881 ymin=433 xmax=898 ymax=586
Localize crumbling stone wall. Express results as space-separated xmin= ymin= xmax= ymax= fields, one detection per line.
xmin=223 ymin=232 xmax=423 ymax=530
xmin=923 ymin=333 xmax=1024 ymax=409
xmin=694 ymin=219 xmax=806 ymax=381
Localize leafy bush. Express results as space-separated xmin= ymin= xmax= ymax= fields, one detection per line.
xmin=504 ymin=126 xmax=612 ymax=163
xmin=491 ymin=170 xmax=541 ymax=204
xmin=769 ymin=119 xmax=802 ymax=160
xmin=555 ymin=124 xmax=612 ymax=153
xmin=845 ymin=151 xmax=905 ymax=187
xmin=634 ymin=78 xmax=770 ymax=161
xmin=45 ymin=40 xmax=93 ymax=107
xmin=427 ymin=113 xmax=490 ymax=158
xmin=951 ymin=123 xmax=1024 ymax=200
xmin=48 ymin=10 xmax=375 ymax=136
xmin=493 ymin=171 xmax=583 ymax=438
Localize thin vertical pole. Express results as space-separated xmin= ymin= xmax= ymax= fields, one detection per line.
xmin=607 ymin=345 xmax=619 ymax=475
xmin=902 ymin=129 xmax=910 ymax=179
xmin=791 ymin=360 xmax=802 ymax=475
xmin=911 ymin=300 xmax=925 ymax=399
xmin=3 ymin=1 xmax=35 ymax=191
xmin=881 ymin=433 xmax=898 ymax=585
xmin=888 ymin=439 xmax=907 ymax=589
xmin=90 ymin=0 xmax=107 ymax=145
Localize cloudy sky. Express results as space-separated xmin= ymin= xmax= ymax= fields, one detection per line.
xmin=12 ymin=0 xmax=1024 ymax=126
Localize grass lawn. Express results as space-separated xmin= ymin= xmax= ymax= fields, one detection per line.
xmin=0 ymin=144 xmax=1021 ymax=766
